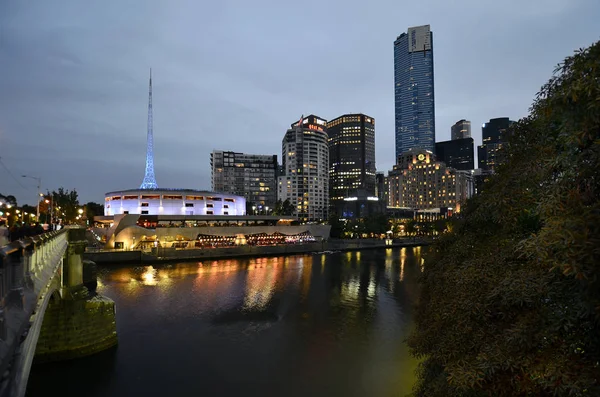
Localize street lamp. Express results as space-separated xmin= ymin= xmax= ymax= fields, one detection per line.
xmin=22 ymin=175 xmax=41 ymax=221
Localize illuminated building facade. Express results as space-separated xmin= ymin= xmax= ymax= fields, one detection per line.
xmin=435 ymin=137 xmax=474 ymax=171
xmin=394 ymin=24 xmax=435 ymax=159
xmin=451 ymin=119 xmax=471 ymax=140
xmin=104 ymin=189 xmax=245 ymax=216
xmin=278 ymin=115 xmax=329 ymax=222
xmin=387 ymin=149 xmax=473 ymax=211
xmin=327 ymin=114 xmax=376 ymax=215
xmin=211 ymin=151 xmax=278 ymax=208
xmin=478 ymin=117 xmax=515 ymax=171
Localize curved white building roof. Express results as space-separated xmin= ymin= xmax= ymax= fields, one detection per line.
xmin=104 ymin=188 xmax=246 ymax=216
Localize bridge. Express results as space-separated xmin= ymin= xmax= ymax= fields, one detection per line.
xmin=0 ymin=227 xmax=117 ymax=397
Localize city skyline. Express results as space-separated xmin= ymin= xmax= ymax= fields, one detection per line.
xmin=1 ymin=1 xmax=598 ymax=205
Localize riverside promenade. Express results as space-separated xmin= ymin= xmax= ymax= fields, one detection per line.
xmin=84 ymin=238 xmax=430 ymax=264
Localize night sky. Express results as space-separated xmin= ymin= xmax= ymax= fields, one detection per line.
xmin=1 ymin=0 xmax=598 ymax=205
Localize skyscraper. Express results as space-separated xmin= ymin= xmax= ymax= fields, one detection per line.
xmin=278 ymin=115 xmax=329 ymax=222
xmin=394 ymin=24 xmax=435 ymax=160
xmin=140 ymin=69 xmax=158 ymax=189
xmin=327 ymin=114 xmax=376 ymax=201
xmin=478 ymin=117 xmax=515 ymax=171
xmin=451 ymin=119 xmax=471 ymax=140
xmin=211 ymin=150 xmax=278 ymax=209
xmin=435 ymin=138 xmax=475 ymax=171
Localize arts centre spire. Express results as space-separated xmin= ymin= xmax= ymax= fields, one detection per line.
xmin=140 ymin=68 xmax=158 ymax=189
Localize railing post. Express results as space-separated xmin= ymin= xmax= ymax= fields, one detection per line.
xmin=0 ymin=254 xmax=5 ymax=341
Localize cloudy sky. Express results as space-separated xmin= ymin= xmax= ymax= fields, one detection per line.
xmin=0 ymin=0 xmax=598 ymax=205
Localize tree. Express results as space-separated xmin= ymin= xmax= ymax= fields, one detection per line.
xmin=405 ymin=219 xmax=417 ymax=237
xmin=85 ymin=201 xmax=104 ymax=223
xmin=407 ymin=42 xmax=600 ymax=395
xmin=50 ymin=187 xmax=80 ymax=224
xmin=0 ymin=194 xmax=17 ymax=206
xmin=363 ymin=213 xmax=389 ymax=235
xmin=272 ymin=199 xmax=295 ymax=216
xmin=327 ymin=213 xmax=345 ymax=238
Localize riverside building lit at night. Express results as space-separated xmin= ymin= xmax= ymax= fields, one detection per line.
xmin=104 ymin=189 xmax=245 ymax=216
xmin=96 ymin=74 xmax=330 ymax=249
xmin=387 ymin=148 xmax=473 ymax=212
xmin=210 ymin=150 xmax=278 ymax=209
xmin=278 ymin=115 xmax=329 ymax=222
xmin=327 ymin=114 xmax=379 ymax=217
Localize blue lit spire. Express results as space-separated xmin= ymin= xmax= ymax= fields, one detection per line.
xmin=140 ymin=68 xmax=158 ymax=189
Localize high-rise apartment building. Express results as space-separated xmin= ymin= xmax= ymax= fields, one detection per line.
xmin=451 ymin=119 xmax=471 ymax=140
xmin=278 ymin=115 xmax=329 ymax=222
xmin=394 ymin=24 xmax=435 ymax=159
xmin=477 ymin=117 xmax=515 ymax=171
xmin=327 ymin=114 xmax=376 ymax=202
xmin=211 ymin=150 xmax=278 ymax=208
xmin=387 ymin=148 xmax=473 ymax=212
xmin=435 ymin=138 xmax=474 ymax=171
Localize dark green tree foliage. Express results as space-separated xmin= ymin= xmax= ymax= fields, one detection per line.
xmin=328 ymin=213 xmax=345 ymax=238
xmin=51 ymin=187 xmax=80 ymax=223
xmin=85 ymin=201 xmax=104 ymax=221
xmin=0 ymin=194 xmax=17 ymax=206
xmin=408 ymin=42 xmax=600 ymax=396
xmin=363 ymin=213 xmax=389 ymax=235
xmin=272 ymin=199 xmax=295 ymax=216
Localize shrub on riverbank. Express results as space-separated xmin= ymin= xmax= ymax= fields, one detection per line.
xmin=407 ymin=42 xmax=600 ymax=396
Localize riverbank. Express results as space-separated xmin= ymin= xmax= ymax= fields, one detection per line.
xmin=83 ymin=238 xmax=430 ymax=264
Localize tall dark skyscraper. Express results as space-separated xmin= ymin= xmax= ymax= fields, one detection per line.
xmin=394 ymin=24 xmax=435 ymax=160
xmin=451 ymin=119 xmax=471 ymax=140
xmin=478 ymin=117 xmax=515 ymax=171
xmin=327 ymin=114 xmax=376 ymax=201
xmin=436 ymin=138 xmax=475 ymax=171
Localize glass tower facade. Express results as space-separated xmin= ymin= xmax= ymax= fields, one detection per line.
xmin=394 ymin=25 xmax=435 ymax=161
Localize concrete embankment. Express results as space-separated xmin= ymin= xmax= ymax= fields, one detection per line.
xmin=84 ymin=239 xmax=429 ymax=264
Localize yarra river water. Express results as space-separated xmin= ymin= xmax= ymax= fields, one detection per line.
xmin=27 ymin=247 xmax=423 ymax=397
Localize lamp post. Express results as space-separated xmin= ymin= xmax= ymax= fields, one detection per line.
xmin=22 ymin=175 xmax=41 ymax=221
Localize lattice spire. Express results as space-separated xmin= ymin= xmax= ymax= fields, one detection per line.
xmin=140 ymin=68 xmax=158 ymax=189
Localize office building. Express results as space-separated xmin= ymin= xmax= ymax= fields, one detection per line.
xmin=478 ymin=117 xmax=515 ymax=171
xmin=278 ymin=115 xmax=329 ymax=222
xmin=394 ymin=24 xmax=435 ymax=159
xmin=451 ymin=119 xmax=471 ymax=140
xmin=327 ymin=114 xmax=376 ymax=207
xmin=435 ymin=138 xmax=474 ymax=171
xmin=387 ymin=148 xmax=473 ymax=212
xmin=211 ymin=150 xmax=278 ymax=209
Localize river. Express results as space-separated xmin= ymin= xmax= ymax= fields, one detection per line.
xmin=26 ymin=247 xmax=423 ymax=397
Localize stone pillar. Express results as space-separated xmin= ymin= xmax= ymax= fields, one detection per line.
xmin=34 ymin=227 xmax=118 ymax=363
xmin=61 ymin=228 xmax=88 ymax=299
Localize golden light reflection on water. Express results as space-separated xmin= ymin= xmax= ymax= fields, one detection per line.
xmin=142 ymin=266 xmax=157 ymax=285
xmin=400 ymin=248 xmax=407 ymax=282
xmin=243 ymin=257 xmax=280 ymax=310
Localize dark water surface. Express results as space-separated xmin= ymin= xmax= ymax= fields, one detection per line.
xmin=26 ymin=247 xmax=423 ymax=397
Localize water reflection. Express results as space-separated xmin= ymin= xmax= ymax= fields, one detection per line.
xmin=33 ymin=248 xmax=426 ymax=397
